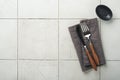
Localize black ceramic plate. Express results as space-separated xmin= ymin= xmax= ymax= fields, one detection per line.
xmin=96 ymin=5 xmax=113 ymax=20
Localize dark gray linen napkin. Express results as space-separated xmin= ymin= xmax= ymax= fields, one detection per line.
xmin=69 ymin=18 xmax=106 ymax=71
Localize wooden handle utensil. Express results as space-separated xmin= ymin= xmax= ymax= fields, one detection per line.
xmin=84 ymin=46 xmax=97 ymax=71
xmin=89 ymin=41 xmax=100 ymax=65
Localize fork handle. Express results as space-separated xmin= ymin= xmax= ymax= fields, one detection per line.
xmin=89 ymin=41 xmax=100 ymax=65
xmin=84 ymin=46 xmax=97 ymax=71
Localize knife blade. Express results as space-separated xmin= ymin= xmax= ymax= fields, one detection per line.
xmin=76 ymin=25 xmax=85 ymax=45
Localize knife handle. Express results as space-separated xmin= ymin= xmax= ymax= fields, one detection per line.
xmin=84 ymin=46 xmax=97 ymax=71
xmin=89 ymin=41 xmax=100 ymax=65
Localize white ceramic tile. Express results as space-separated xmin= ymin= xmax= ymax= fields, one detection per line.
xmin=0 ymin=60 xmax=17 ymax=80
xmin=18 ymin=0 xmax=58 ymax=18
xmin=18 ymin=20 xmax=58 ymax=59
xmin=101 ymin=0 xmax=120 ymax=18
xmin=18 ymin=60 xmax=58 ymax=80
xmin=59 ymin=0 xmax=100 ymax=18
xmin=101 ymin=61 xmax=120 ymax=80
xmin=59 ymin=20 xmax=81 ymax=59
xmin=59 ymin=61 xmax=99 ymax=80
xmin=0 ymin=0 xmax=17 ymax=18
xmin=0 ymin=20 xmax=17 ymax=59
xmin=101 ymin=20 xmax=120 ymax=60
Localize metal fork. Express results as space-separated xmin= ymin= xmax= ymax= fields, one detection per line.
xmin=80 ymin=22 xmax=100 ymax=66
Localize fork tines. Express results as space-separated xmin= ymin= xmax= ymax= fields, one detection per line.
xmin=80 ymin=23 xmax=90 ymax=35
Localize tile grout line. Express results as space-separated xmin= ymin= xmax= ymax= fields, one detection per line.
xmin=0 ymin=59 xmax=120 ymax=61
xmin=0 ymin=59 xmax=78 ymax=61
xmin=99 ymin=0 xmax=101 ymax=76
xmin=99 ymin=0 xmax=101 ymax=77
xmin=0 ymin=18 xmax=89 ymax=19
xmin=0 ymin=58 xmax=120 ymax=61
xmin=106 ymin=60 xmax=120 ymax=61
xmin=1 ymin=18 xmax=120 ymax=20
xmin=58 ymin=0 xmax=59 ymax=80
xmin=17 ymin=0 xmax=19 ymax=80
xmin=99 ymin=67 xmax=101 ymax=80
xmin=0 ymin=59 xmax=17 ymax=60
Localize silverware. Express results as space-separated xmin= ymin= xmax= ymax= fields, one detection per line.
xmin=80 ymin=22 xmax=100 ymax=66
xmin=76 ymin=25 xmax=97 ymax=71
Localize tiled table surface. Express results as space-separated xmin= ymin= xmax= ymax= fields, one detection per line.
xmin=0 ymin=0 xmax=120 ymax=80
